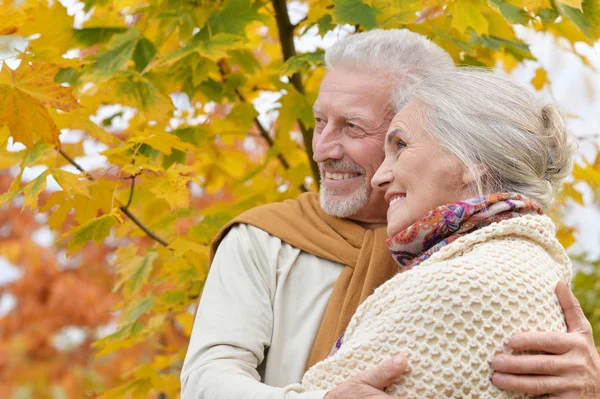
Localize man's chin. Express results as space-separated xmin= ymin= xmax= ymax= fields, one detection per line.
xmin=319 ymin=191 xmax=368 ymax=218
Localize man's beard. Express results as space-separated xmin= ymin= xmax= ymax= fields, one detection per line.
xmin=318 ymin=161 xmax=370 ymax=218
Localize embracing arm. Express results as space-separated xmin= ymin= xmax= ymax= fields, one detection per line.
xmin=491 ymin=280 xmax=600 ymax=398
xmin=180 ymin=225 xmax=327 ymax=399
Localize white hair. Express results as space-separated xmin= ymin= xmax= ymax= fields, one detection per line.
xmin=324 ymin=29 xmax=455 ymax=112
xmin=396 ymin=68 xmax=577 ymax=210
xmin=320 ymin=29 xmax=455 ymax=218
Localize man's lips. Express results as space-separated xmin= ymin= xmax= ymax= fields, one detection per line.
xmin=323 ymin=171 xmax=362 ymax=181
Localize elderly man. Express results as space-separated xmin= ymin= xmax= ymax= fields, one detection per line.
xmin=180 ymin=29 xmax=600 ymax=399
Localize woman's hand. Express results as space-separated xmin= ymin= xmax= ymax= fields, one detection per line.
xmin=491 ymin=280 xmax=600 ymax=398
xmin=324 ymin=355 xmax=408 ymax=399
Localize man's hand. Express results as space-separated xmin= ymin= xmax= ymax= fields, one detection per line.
xmin=324 ymin=355 xmax=408 ymax=398
xmin=491 ymin=280 xmax=600 ymax=398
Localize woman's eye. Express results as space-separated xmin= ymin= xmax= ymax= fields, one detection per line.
xmin=396 ymin=140 xmax=406 ymax=152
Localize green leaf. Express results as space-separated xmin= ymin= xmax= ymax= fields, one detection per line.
xmin=23 ymin=141 xmax=53 ymax=167
xmin=471 ymin=34 xmax=533 ymax=61
xmin=112 ymin=71 xmax=166 ymax=110
xmin=123 ymin=295 xmax=154 ymax=324
xmin=315 ymin=14 xmax=335 ymax=37
xmin=67 ymin=213 xmax=120 ymax=253
xmin=198 ymin=78 xmax=224 ymax=102
xmin=89 ymin=29 xmax=141 ymax=77
xmin=0 ymin=187 xmax=23 ymax=208
xmin=277 ymin=87 xmax=314 ymax=134
xmin=115 ymin=252 xmax=158 ymax=296
xmin=22 ymin=170 xmax=50 ymax=210
xmin=489 ymin=0 xmax=530 ymax=25
xmin=54 ymin=68 xmax=80 ymax=86
xmin=159 ymin=33 xmax=246 ymax=68
xmin=207 ymin=0 xmax=268 ymax=35
xmin=228 ymin=50 xmax=261 ymax=73
xmin=132 ymin=38 xmax=157 ymax=72
xmin=189 ymin=212 xmax=232 ymax=243
xmin=73 ymin=27 xmax=128 ymax=46
xmin=332 ymin=0 xmax=380 ymax=30
xmin=555 ymin=2 xmax=593 ymax=39
xmin=280 ymin=51 xmax=325 ymax=76
xmin=226 ymin=102 xmax=258 ymax=132
xmin=582 ymin=0 xmax=600 ymax=35
xmin=538 ymin=7 xmax=559 ymax=22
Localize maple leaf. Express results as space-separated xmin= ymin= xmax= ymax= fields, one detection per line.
xmin=19 ymin=1 xmax=75 ymax=59
xmin=451 ymin=0 xmax=490 ymax=36
xmin=0 ymin=62 xmax=81 ymax=148
xmin=67 ymin=211 xmax=122 ymax=253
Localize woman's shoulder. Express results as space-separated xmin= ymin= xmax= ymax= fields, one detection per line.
xmin=424 ymin=214 xmax=568 ymax=266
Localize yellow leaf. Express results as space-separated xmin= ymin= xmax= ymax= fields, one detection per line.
xmin=556 ymin=225 xmax=576 ymax=249
xmin=563 ymin=183 xmax=584 ymax=205
xmin=50 ymin=109 xmax=122 ymax=147
xmin=51 ymin=168 xmax=92 ymax=198
xmin=42 ymin=191 xmax=74 ymax=230
xmin=128 ymin=129 xmax=196 ymax=155
xmin=22 ymin=170 xmax=50 ymax=210
xmin=0 ymin=62 xmax=81 ymax=148
xmin=558 ymin=0 xmax=583 ymax=10
xmin=66 ymin=211 xmax=121 ymax=253
xmin=573 ymin=163 xmax=600 ymax=185
xmin=175 ymin=311 xmax=194 ymax=336
xmin=531 ymin=67 xmax=548 ymax=90
xmin=451 ymin=0 xmax=489 ymax=36
xmin=0 ymin=4 xmax=24 ymax=36
xmin=149 ymin=166 xmax=190 ymax=209
xmin=113 ymin=248 xmax=158 ymax=297
xmin=19 ymin=1 xmax=74 ymax=58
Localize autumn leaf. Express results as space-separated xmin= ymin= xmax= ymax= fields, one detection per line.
xmin=559 ymin=0 xmax=583 ymax=10
xmin=149 ymin=166 xmax=191 ymax=209
xmin=19 ymin=1 xmax=75 ymax=59
xmin=332 ymin=0 xmax=380 ymax=30
xmin=0 ymin=62 xmax=80 ymax=147
xmin=280 ymin=51 xmax=325 ymax=76
xmin=22 ymin=170 xmax=50 ymax=211
xmin=451 ymin=0 xmax=490 ymax=36
xmin=67 ymin=211 xmax=122 ymax=253
xmin=51 ymin=169 xmax=92 ymax=198
xmin=531 ymin=67 xmax=549 ymax=89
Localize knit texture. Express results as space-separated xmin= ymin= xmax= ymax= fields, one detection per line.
xmin=301 ymin=214 xmax=572 ymax=398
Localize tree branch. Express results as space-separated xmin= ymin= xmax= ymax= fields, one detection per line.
xmin=125 ymin=175 xmax=136 ymax=209
xmin=217 ymin=62 xmax=293 ymax=171
xmin=57 ymin=148 xmax=169 ymax=247
xmin=272 ymin=0 xmax=320 ymax=186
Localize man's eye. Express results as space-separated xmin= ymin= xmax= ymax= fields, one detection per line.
xmin=347 ymin=122 xmax=358 ymax=129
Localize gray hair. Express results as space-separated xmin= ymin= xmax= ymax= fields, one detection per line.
xmin=324 ymin=29 xmax=455 ymax=111
xmin=396 ymin=68 xmax=577 ymax=210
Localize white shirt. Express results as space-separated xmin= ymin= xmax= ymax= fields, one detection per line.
xmin=181 ymin=224 xmax=343 ymax=399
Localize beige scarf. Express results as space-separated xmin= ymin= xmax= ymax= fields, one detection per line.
xmin=210 ymin=192 xmax=398 ymax=369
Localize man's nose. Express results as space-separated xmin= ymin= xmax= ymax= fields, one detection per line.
xmin=371 ymin=158 xmax=393 ymax=190
xmin=312 ymin=124 xmax=344 ymax=163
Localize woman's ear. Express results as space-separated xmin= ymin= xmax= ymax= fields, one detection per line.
xmin=462 ymin=164 xmax=488 ymax=187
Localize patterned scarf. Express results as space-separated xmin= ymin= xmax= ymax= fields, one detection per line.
xmin=329 ymin=192 xmax=542 ymax=356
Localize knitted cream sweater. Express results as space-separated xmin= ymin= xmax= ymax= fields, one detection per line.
xmin=302 ymin=214 xmax=572 ymax=398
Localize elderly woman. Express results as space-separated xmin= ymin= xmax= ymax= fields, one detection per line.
xmin=300 ymin=69 xmax=575 ymax=398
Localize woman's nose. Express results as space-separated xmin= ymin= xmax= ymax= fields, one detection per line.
xmin=371 ymin=159 xmax=393 ymax=190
